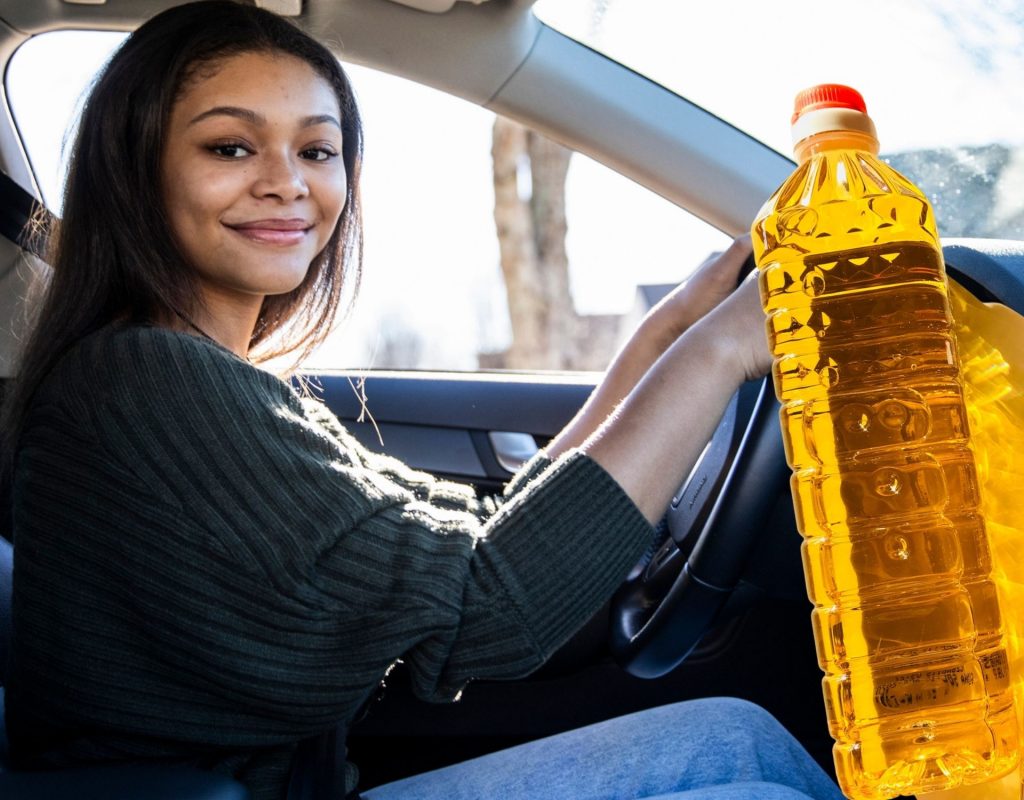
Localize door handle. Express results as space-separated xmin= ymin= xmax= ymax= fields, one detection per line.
xmin=487 ymin=431 xmax=539 ymax=472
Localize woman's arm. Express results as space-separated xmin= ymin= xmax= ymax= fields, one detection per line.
xmin=583 ymin=273 xmax=769 ymax=524
xmin=552 ymin=262 xmax=771 ymax=524
xmin=547 ymin=235 xmax=755 ymax=457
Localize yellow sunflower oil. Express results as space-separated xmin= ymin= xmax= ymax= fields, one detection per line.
xmin=751 ymin=84 xmax=1018 ymax=799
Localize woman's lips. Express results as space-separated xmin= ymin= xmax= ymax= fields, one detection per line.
xmin=226 ymin=219 xmax=312 ymax=246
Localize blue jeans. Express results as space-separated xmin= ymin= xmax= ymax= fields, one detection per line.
xmin=363 ymin=697 xmax=845 ymax=800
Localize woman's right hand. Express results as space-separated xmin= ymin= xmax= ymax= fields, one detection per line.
xmin=701 ymin=268 xmax=774 ymax=383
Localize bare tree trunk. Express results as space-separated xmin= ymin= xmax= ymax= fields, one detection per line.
xmin=528 ymin=131 xmax=577 ymax=368
xmin=492 ymin=116 xmax=545 ymax=367
xmin=489 ymin=116 xmax=577 ymax=369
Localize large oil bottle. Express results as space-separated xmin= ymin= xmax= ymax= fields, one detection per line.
xmin=751 ymin=84 xmax=1018 ymax=799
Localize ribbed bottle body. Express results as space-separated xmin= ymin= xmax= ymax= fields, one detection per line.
xmin=752 ymin=149 xmax=1018 ymax=799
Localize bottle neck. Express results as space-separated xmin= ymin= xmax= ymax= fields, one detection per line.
xmin=794 ymin=129 xmax=880 ymax=164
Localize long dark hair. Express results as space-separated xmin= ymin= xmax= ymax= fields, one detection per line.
xmin=1 ymin=0 xmax=363 ymax=474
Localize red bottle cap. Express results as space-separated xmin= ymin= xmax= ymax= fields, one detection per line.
xmin=789 ymin=83 xmax=877 ymax=153
xmin=792 ymin=84 xmax=868 ymax=124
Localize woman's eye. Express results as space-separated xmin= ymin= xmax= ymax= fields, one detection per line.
xmin=210 ymin=143 xmax=251 ymax=159
xmin=300 ymin=147 xmax=337 ymax=162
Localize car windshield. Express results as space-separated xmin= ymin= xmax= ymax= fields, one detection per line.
xmin=535 ymin=0 xmax=1024 ymax=240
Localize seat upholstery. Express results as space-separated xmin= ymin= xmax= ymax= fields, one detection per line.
xmin=0 ymin=536 xmax=251 ymax=799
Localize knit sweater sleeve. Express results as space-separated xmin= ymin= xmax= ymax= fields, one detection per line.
xmin=63 ymin=327 xmax=653 ymax=708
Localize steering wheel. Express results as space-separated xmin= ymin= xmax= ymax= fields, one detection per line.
xmin=608 ymin=353 xmax=790 ymax=680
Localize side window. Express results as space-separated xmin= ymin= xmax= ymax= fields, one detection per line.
xmin=7 ymin=32 xmax=730 ymax=373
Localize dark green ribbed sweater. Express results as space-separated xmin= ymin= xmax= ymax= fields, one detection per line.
xmin=6 ymin=325 xmax=653 ymax=799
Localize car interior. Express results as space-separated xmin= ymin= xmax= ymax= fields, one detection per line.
xmin=0 ymin=1 xmax=1022 ymax=799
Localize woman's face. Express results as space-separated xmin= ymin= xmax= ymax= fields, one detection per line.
xmin=161 ymin=51 xmax=346 ymax=311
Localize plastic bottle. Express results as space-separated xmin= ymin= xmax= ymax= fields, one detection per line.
xmin=750 ymin=84 xmax=1018 ymax=799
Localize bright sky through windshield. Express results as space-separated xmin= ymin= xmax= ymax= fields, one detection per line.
xmin=536 ymin=0 xmax=1024 ymax=156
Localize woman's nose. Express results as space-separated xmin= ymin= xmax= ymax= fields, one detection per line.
xmin=251 ymin=151 xmax=308 ymax=200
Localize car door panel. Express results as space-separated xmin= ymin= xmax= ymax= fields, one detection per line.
xmin=312 ymin=372 xmax=595 ymax=488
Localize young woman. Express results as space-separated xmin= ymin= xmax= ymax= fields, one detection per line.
xmin=0 ymin=3 xmax=843 ymax=800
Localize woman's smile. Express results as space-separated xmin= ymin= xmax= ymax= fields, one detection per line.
xmin=224 ymin=217 xmax=315 ymax=246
